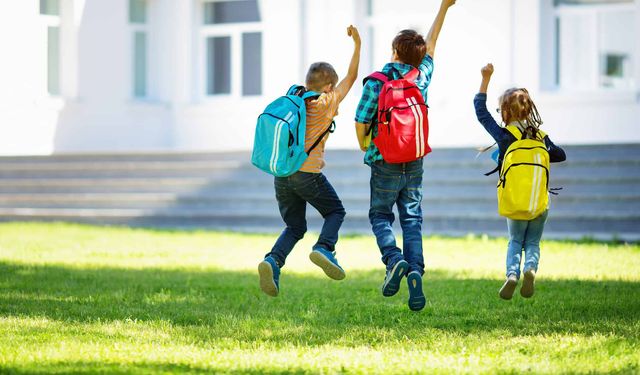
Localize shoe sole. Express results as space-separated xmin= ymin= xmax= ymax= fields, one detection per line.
xmin=381 ymin=260 xmax=409 ymax=297
xmin=407 ymin=273 xmax=426 ymax=311
xmin=258 ymin=261 xmax=278 ymax=297
xmin=499 ymin=278 xmax=518 ymax=300
xmin=521 ymin=270 xmax=535 ymax=298
xmin=309 ymin=251 xmax=346 ymax=280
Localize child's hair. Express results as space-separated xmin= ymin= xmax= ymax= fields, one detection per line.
xmin=305 ymin=62 xmax=338 ymax=92
xmin=392 ymin=29 xmax=427 ymax=68
xmin=477 ymin=88 xmax=545 ymax=154
xmin=499 ymin=88 xmax=544 ymax=139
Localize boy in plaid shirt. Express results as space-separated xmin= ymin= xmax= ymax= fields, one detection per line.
xmin=354 ymin=0 xmax=456 ymax=311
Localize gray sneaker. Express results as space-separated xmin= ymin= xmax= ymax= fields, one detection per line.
xmin=520 ymin=269 xmax=536 ymax=298
xmin=499 ymin=274 xmax=518 ymax=300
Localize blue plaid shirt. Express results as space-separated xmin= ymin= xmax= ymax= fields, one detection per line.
xmin=355 ymin=54 xmax=434 ymax=165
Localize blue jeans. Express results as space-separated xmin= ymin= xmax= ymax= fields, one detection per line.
xmin=369 ymin=159 xmax=424 ymax=275
xmin=506 ymin=210 xmax=548 ymax=278
xmin=267 ymin=172 xmax=346 ymax=268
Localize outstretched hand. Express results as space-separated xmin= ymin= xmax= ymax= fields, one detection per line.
xmin=481 ymin=63 xmax=494 ymax=79
xmin=442 ymin=0 xmax=456 ymax=8
xmin=347 ymin=25 xmax=361 ymax=46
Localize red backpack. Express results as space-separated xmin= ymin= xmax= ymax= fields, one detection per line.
xmin=366 ymin=68 xmax=431 ymax=163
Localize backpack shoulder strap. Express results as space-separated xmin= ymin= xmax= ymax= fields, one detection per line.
xmin=537 ymin=129 xmax=547 ymax=139
xmin=287 ymin=85 xmax=305 ymax=96
xmin=286 ymin=85 xmax=320 ymax=101
xmin=301 ymin=90 xmax=320 ymax=100
xmin=306 ymin=121 xmax=336 ymax=155
xmin=363 ymin=71 xmax=389 ymax=86
xmin=404 ymin=68 xmax=420 ymax=82
xmin=505 ymin=125 xmax=523 ymax=140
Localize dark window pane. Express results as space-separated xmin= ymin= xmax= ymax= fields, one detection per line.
xmin=129 ymin=0 xmax=146 ymax=23
xmin=203 ymin=1 xmax=260 ymax=24
xmin=604 ymin=54 xmax=626 ymax=77
xmin=47 ymin=26 xmax=60 ymax=95
xmin=242 ymin=32 xmax=262 ymax=96
xmin=134 ymin=32 xmax=147 ymax=97
xmin=207 ymin=36 xmax=231 ymax=95
xmin=40 ymin=0 xmax=60 ymax=15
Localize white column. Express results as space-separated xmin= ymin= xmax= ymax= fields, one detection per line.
xmin=60 ymin=0 xmax=81 ymax=98
xmin=635 ymin=0 xmax=640 ymax=103
xmin=511 ymin=0 xmax=541 ymax=92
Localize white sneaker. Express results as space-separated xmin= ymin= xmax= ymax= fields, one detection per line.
xmin=520 ymin=269 xmax=536 ymax=298
xmin=499 ymin=274 xmax=518 ymax=300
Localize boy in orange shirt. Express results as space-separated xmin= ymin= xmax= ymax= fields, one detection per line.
xmin=259 ymin=26 xmax=361 ymax=297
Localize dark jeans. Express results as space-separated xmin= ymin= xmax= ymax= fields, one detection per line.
xmin=369 ymin=159 xmax=424 ymax=275
xmin=266 ymin=171 xmax=346 ymax=268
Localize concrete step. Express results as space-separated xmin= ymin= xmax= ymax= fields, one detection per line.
xmin=0 ymin=208 xmax=637 ymax=241
xmin=0 ymin=145 xmax=638 ymax=240
xmin=0 ymin=176 xmax=635 ymax=196
xmin=0 ymin=193 xmax=638 ymax=216
xmin=0 ymin=143 xmax=638 ymax=163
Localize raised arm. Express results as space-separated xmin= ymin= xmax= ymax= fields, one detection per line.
xmin=474 ymin=63 xmax=504 ymax=142
xmin=425 ymin=0 xmax=456 ymax=58
xmin=479 ymin=63 xmax=493 ymax=94
xmin=334 ymin=25 xmax=361 ymax=103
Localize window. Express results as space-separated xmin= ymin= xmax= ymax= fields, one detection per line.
xmin=129 ymin=0 xmax=148 ymax=98
xmin=47 ymin=27 xmax=60 ymax=95
xmin=207 ymin=36 xmax=231 ymax=94
xmin=204 ymin=1 xmax=260 ymax=24
xmin=242 ymin=32 xmax=261 ymax=96
xmin=201 ymin=0 xmax=262 ymax=97
xmin=40 ymin=0 xmax=60 ymax=16
xmin=41 ymin=0 xmax=61 ymax=95
xmin=554 ymin=0 xmax=636 ymax=90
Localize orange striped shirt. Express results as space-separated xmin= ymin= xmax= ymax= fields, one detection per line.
xmin=298 ymin=91 xmax=340 ymax=173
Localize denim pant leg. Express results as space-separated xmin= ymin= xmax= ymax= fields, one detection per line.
xmin=299 ymin=173 xmax=346 ymax=252
xmin=268 ymin=176 xmax=308 ymax=268
xmin=369 ymin=164 xmax=404 ymax=271
xmin=506 ymin=218 xmax=528 ymax=278
xmin=522 ymin=210 xmax=548 ymax=273
xmin=397 ymin=169 xmax=424 ymax=275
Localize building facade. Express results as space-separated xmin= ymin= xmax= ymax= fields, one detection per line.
xmin=0 ymin=0 xmax=638 ymax=155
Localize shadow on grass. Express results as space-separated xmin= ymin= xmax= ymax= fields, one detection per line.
xmin=0 ymin=362 xmax=316 ymax=375
xmin=1 ymin=261 xmax=639 ymax=344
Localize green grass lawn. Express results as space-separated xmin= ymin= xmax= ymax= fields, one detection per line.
xmin=0 ymin=222 xmax=638 ymax=374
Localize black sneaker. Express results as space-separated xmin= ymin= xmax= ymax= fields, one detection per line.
xmin=381 ymin=260 xmax=409 ymax=297
xmin=407 ymin=271 xmax=426 ymax=311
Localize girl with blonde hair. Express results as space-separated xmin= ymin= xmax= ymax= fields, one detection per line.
xmin=474 ymin=63 xmax=566 ymax=300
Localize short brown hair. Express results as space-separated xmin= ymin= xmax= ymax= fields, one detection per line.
xmin=392 ymin=30 xmax=427 ymax=68
xmin=305 ymin=62 xmax=338 ymax=92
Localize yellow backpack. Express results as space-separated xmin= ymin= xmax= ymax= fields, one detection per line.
xmin=497 ymin=125 xmax=550 ymax=220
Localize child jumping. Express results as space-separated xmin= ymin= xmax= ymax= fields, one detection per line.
xmin=474 ymin=63 xmax=566 ymax=300
xmin=354 ymin=0 xmax=456 ymax=311
xmin=258 ymin=26 xmax=361 ymax=297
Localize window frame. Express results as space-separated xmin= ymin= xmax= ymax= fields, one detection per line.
xmin=129 ymin=0 xmax=149 ymax=99
xmin=553 ymin=2 xmax=636 ymax=92
xmin=197 ymin=0 xmax=262 ymax=99
xmin=41 ymin=4 xmax=61 ymax=97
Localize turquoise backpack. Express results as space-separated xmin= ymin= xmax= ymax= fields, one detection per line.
xmin=251 ymin=85 xmax=334 ymax=177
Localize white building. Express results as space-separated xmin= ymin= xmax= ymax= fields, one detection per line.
xmin=0 ymin=0 xmax=638 ymax=156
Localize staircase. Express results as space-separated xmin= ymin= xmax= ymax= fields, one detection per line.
xmin=0 ymin=145 xmax=638 ymax=241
